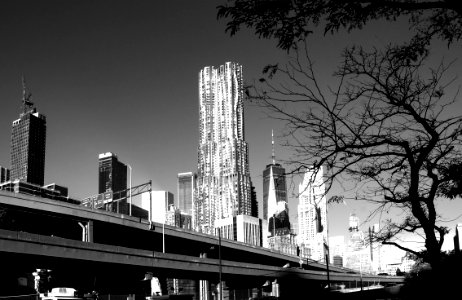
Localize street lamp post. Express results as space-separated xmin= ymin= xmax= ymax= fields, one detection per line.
xmin=325 ymin=194 xmax=331 ymax=290
xmin=127 ymin=164 xmax=132 ymax=216
xmin=218 ymin=227 xmax=222 ymax=300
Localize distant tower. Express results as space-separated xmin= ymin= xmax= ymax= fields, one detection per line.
xmin=10 ymin=77 xmax=47 ymax=186
xmin=263 ymin=130 xmax=290 ymax=234
xmin=348 ymin=213 xmax=364 ymax=250
xmin=98 ymin=152 xmax=127 ymax=194
xmin=98 ymin=152 xmax=128 ymax=213
xmin=177 ymin=172 xmax=196 ymax=216
xmin=297 ymin=166 xmax=328 ymax=261
xmin=196 ymin=62 xmax=253 ymax=234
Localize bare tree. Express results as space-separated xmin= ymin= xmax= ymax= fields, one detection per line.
xmin=247 ymin=40 xmax=462 ymax=267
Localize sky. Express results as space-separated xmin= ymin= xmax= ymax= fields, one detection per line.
xmin=1 ymin=0 xmax=461 ymax=249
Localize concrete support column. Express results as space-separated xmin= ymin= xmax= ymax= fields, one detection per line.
xmin=86 ymin=220 xmax=93 ymax=242
xmin=78 ymin=220 xmax=94 ymax=242
xmin=199 ymin=252 xmax=210 ymax=300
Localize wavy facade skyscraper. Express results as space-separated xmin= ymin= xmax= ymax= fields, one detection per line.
xmin=195 ymin=62 xmax=252 ymax=234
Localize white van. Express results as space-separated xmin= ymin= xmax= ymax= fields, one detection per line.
xmin=41 ymin=287 xmax=83 ymax=300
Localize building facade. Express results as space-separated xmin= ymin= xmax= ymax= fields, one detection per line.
xmin=344 ymin=214 xmax=374 ymax=273
xmin=297 ymin=166 xmax=328 ymax=262
xmin=196 ymin=62 xmax=252 ymax=234
xmin=177 ymin=172 xmax=196 ymax=216
xmin=98 ymin=152 xmax=128 ymax=213
xmin=10 ymin=87 xmax=46 ymax=186
xmin=98 ymin=152 xmax=127 ymax=194
xmin=263 ymin=131 xmax=288 ymax=224
xmin=139 ymin=191 xmax=174 ymax=224
xmin=214 ymin=215 xmax=267 ymax=247
xmin=0 ymin=166 xmax=10 ymax=184
xmin=328 ymin=236 xmax=346 ymax=266
xmin=263 ymin=163 xmax=288 ymax=221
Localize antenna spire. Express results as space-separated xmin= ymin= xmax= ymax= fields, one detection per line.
xmin=271 ymin=129 xmax=275 ymax=164
xmin=21 ymin=75 xmax=34 ymax=114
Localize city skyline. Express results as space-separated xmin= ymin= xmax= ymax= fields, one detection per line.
xmin=1 ymin=0 xmax=462 ymax=247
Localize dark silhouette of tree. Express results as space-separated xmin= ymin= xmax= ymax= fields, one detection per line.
xmin=245 ymin=39 xmax=462 ymax=268
xmin=218 ymin=0 xmax=462 ymax=50
xmin=402 ymin=250 xmax=460 ymax=298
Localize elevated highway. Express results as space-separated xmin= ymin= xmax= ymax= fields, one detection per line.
xmin=0 ymin=190 xmax=404 ymax=294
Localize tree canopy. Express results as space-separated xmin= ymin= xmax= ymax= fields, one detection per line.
xmin=218 ymin=0 xmax=462 ymax=50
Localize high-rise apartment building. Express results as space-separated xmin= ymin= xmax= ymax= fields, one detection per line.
xmin=0 ymin=166 xmax=10 ymax=184
xmin=196 ymin=62 xmax=252 ymax=234
xmin=298 ymin=166 xmax=328 ymax=261
xmin=10 ymin=83 xmax=46 ymax=186
xmin=177 ymin=172 xmax=196 ymax=216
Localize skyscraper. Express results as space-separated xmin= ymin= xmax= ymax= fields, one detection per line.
xmin=98 ymin=152 xmax=127 ymax=213
xmin=196 ymin=62 xmax=252 ymax=234
xmin=298 ymin=166 xmax=328 ymax=261
xmin=10 ymin=80 xmax=46 ymax=186
xmin=98 ymin=152 xmax=127 ymax=194
xmin=177 ymin=172 xmax=196 ymax=216
xmin=263 ymin=131 xmax=290 ymax=234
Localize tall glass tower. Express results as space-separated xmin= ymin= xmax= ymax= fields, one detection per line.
xmin=196 ymin=62 xmax=252 ymax=234
xmin=263 ymin=131 xmax=290 ymax=235
xmin=10 ymin=81 xmax=47 ymax=186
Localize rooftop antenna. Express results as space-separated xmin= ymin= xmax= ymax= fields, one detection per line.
xmin=21 ymin=75 xmax=34 ymax=114
xmin=271 ymin=129 xmax=275 ymax=165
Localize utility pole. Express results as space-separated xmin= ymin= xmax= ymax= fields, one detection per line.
xmin=127 ymin=164 xmax=132 ymax=216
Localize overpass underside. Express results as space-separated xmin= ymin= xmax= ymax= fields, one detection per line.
xmin=0 ymin=192 xmax=403 ymax=299
xmin=1 ymin=229 xmax=401 ymax=298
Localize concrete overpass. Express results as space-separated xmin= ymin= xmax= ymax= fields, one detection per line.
xmin=0 ymin=190 xmax=404 ymax=296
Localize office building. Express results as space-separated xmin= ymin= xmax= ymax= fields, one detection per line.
xmin=98 ymin=152 xmax=128 ymax=213
xmin=328 ymin=236 xmax=346 ymax=266
xmin=10 ymin=83 xmax=46 ymax=186
xmin=177 ymin=172 xmax=196 ymax=216
xmin=139 ymin=191 xmax=174 ymax=224
xmin=0 ymin=166 xmax=10 ymax=184
xmin=165 ymin=205 xmax=193 ymax=230
xmin=263 ymin=131 xmax=290 ymax=234
xmin=344 ymin=214 xmax=374 ymax=273
xmin=98 ymin=152 xmax=127 ymax=194
xmin=297 ymin=166 xmax=328 ymax=262
xmin=214 ymin=215 xmax=267 ymax=247
xmin=250 ymin=184 xmax=258 ymax=218
xmin=0 ymin=180 xmax=80 ymax=205
xmin=196 ymin=62 xmax=252 ymax=234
